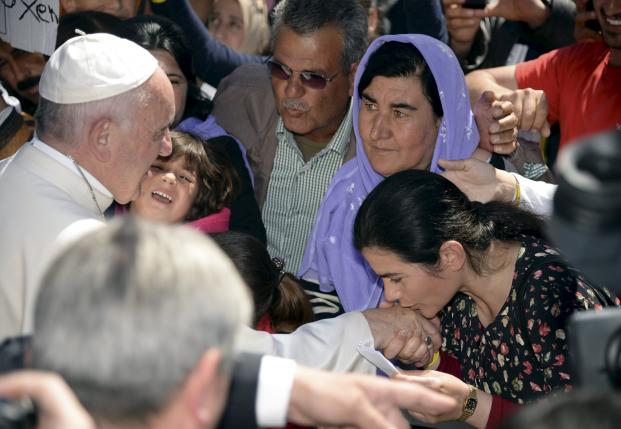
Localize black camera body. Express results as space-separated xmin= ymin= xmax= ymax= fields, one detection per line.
xmin=0 ymin=337 xmax=35 ymax=429
xmin=549 ymin=128 xmax=621 ymax=389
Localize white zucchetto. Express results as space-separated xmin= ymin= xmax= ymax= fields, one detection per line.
xmin=39 ymin=32 xmax=158 ymax=104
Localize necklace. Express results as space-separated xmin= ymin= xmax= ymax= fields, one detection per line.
xmin=68 ymin=156 xmax=106 ymax=220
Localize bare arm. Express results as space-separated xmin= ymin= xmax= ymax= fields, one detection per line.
xmin=466 ymin=65 xmax=519 ymax=107
xmin=467 ymin=66 xmax=550 ymax=141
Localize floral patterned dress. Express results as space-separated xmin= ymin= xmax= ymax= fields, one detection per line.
xmin=441 ymin=235 xmax=618 ymax=404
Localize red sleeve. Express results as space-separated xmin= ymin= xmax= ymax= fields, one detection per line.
xmin=514 ymin=46 xmax=571 ymax=125
xmin=436 ymin=352 xmax=520 ymax=429
xmin=486 ymin=395 xmax=520 ymax=429
xmin=436 ymin=351 xmax=462 ymax=378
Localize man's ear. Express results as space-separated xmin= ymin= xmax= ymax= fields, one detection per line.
xmin=184 ymin=349 xmax=228 ymax=428
xmin=438 ymin=240 xmax=466 ymax=272
xmin=87 ymin=118 xmax=113 ymax=163
xmin=348 ymin=61 xmax=359 ymax=97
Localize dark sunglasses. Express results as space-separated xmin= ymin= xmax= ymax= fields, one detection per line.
xmin=267 ymin=58 xmax=339 ymax=90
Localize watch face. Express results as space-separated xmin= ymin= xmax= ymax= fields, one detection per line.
xmin=465 ymin=397 xmax=477 ymax=411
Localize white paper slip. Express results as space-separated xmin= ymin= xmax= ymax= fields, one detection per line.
xmin=357 ymin=344 xmax=401 ymax=376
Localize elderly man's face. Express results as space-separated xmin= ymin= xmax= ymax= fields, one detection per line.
xmin=112 ymin=69 xmax=175 ymax=204
xmin=0 ymin=41 xmax=46 ymax=105
xmin=270 ymin=25 xmax=354 ymax=144
xmin=61 ymin=0 xmax=136 ymax=19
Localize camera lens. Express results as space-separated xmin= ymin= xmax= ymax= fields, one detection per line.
xmin=549 ymin=128 xmax=621 ymax=293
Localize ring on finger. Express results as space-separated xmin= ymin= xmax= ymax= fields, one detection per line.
xmin=425 ymin=335 xmax=433 ymax=349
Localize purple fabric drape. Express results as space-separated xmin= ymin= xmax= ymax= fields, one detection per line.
xmin=299 ymin=34 xmax=479 ymax=312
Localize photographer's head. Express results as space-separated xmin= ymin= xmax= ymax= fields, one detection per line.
xmin=31 ymin=218 xmax=252 ymax=429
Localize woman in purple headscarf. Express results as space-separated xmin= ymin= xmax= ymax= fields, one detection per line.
xmin=299 ymin=34 xmax=481 ymax=312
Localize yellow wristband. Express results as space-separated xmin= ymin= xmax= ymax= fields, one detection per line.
xmin=424 ymin=351 xmax=440 ymax=369
xmin=512 ymin=175 xmax=521 ymax=207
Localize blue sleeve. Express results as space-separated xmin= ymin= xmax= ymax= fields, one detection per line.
xmin=402 ymin=0 xmax=448 ymax=44
xmin=150 ymin=0 xmax=265 ymax=87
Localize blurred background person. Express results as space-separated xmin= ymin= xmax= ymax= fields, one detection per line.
xmin=208 ymin=0 xmax=271 ymax=54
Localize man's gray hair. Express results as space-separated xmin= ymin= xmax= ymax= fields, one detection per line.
xmin=271 ymin=0 xmax=368 ymax=72
xmin=34 ymin=82 xmax=153 ymax=144
xmin=31 ymin=218 xmax=252 ymax=423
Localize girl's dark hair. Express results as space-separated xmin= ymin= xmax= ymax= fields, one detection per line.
xmin=353 ymin=170 xmax=543 ymax=274
xmin=56 ymin=11 xmax=124 ymax=49
xmin=120 ymin=15 xmax=212 ymax=121
xmin=358 ymin=41 xmax=443 ymax=119
xmin=212 ymin=232 xmax=314 ymax=332
xmin=163 ymin=131 xmax=237 ymax=221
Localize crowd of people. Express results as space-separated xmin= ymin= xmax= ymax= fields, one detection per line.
xmin=0 ymin=0 xmax=620 ymax=428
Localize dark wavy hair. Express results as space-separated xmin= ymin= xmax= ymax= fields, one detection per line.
xmin=212 ymin=231 xmax=314 ymax=333
xmin=160 ymin=131 xmax=237 ymax=221
xmin=119 ymin=15 xmax=212 ymax=121
xmin=354 ymin=170 xmax=543 ymax=275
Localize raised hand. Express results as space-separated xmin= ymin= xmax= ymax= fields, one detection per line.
xmin=474 ymin=90 xmax=519 ymax=155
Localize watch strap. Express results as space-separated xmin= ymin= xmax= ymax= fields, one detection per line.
xmin=457 ymin=384 xmax=478 ymax=422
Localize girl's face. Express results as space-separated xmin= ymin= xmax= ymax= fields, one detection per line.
xmin=208 ymin=0 xmax=245 ymax=51
xmin=362 ymin=247 xmax=459 ymax=319
xmin=131 ymin=155 xmax=198 ymax=223
xmin=151 ymin=50 xmax=188 ymax=126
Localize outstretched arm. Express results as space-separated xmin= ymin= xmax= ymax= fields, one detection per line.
xmin=150 ymin=0 xmax=264 ymax=87
xmin=439 ymin=157 xmax=556 ymax=216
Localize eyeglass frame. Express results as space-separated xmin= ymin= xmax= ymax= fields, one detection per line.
xmin=266 ymin=57 xmax=340 ymax=90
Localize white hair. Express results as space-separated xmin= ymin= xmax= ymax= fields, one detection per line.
xmin=32 ymin=218 xmax=252 ymax=423
xmin=34 ymin=80 xmax=154 ymax=145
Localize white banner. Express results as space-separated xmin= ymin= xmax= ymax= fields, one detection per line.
xmin=0 ymin=0 xmax=59 ymax=55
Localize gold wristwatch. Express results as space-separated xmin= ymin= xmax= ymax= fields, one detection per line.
xmin=457 ymin=384 xmax=478 ymax=422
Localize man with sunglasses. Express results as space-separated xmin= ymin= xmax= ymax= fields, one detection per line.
xmin=213 ymin=0 xmax=367 ymax=277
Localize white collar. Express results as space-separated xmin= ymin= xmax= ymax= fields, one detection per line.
xmin=31 ymin=136 xmax=113 ymax=198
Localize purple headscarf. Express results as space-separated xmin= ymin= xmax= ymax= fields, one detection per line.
xmin=299 ymin=34 xmax=479 ymax=312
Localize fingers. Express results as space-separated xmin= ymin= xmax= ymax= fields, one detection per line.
xmin=352 ymin=398 xmax=407 ymax=429
xmin=381 ymin=376 xmax=458 ymax=416
xmin=438 ymin=158 xmax=467 ymax=172
xmin=408 ymin=409 xmax=433 ymax=424
xmin=498 ymin=89 xmax=548 ymax=136
xmin=382 ymin=328 xmax=409 ymax=360
xmin=394 ymin=371 xmax=443 ymax=392
xmin=490 ymin=127 xmax=518 ymax=147
xmin=0 ymin=371 xmax=95 ymax=429
xmin=416 ymin=314 xmax=442 ymax=351
xmin=490 ymin=140 xmax=517 ymax=155
xmin=491 ymin=99 xmax=513 ymax=119
xmin=397 ymin=333 xmax=433 ymax=366
xmin=488 ymin=105 xmax=518 ymax=154
xmin=480 ymin=89 xmax=496 ymax=105
xmin=531 ymin=98 xmax=551 ymax=138
xmin=474 ymin=90 xmax=515 ymax=153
